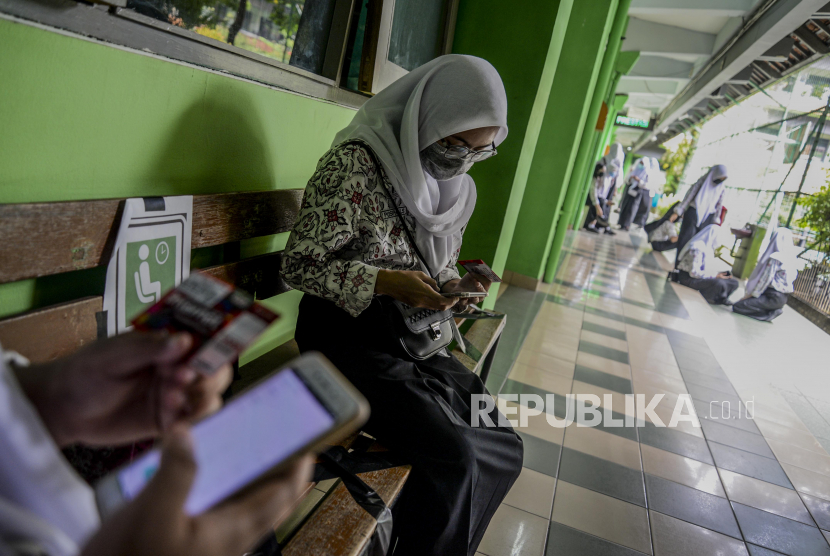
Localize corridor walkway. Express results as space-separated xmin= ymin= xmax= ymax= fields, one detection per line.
xmin=478 ymin=229 xmax=830 ymax=556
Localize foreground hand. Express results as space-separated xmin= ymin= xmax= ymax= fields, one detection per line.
xmin=376 ymin=269 xmax=457 ymax=310
xmin=595 ymin=204 xmax=603 ymax=215
xmin=15 ymin=332 xmax=232 ymax=447
xmin=669 ymin=213 xmax=679 ymax=223
xmin=716 ymin=272 xmax=731 ymax=279
xmin=81 ymin=427 xmax=313 ymax=556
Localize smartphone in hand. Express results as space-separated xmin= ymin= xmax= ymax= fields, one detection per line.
xmin=440 ymin=291 xmax=489 ymax=298
xmin=95 ymin=353 xmax=369 ymax=518
xmin=458 ymin=260 xmax=502 ymax=283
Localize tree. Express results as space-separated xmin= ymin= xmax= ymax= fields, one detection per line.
xmin=132 ymin=0 xmax=232 ymax=28
xmin=660 ymin=129 xmax=698 ymax=196
xmin=227 ymin=0 xmax=248 ymax=44
xmin=798 ymin=182 xmax=830 ymax=259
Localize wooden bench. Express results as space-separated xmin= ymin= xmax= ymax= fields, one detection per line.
xmin=0 ymin=189 xmax=506 ymax=553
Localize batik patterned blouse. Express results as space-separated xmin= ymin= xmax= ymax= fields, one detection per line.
xmin=647 ymin=220 xmax=677 ymax=243
xmin=677 ymin=248 xmax=719 ymax=279
xmin=280 ymin=141 xmax=462 ymax=317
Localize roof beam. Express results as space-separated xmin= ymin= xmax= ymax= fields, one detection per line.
xmin=622 ymin=18 xmax=717 ymax=57
xmin=629 ymin=0 xmax=755 ymax=17
xmin=627 ymin=55 xmax=695 ymax=81
xmin=617 ymin=78 xmax=682 ymax=95
xmin=653 ymin=0 xmax=830 ymax=139
xmin=794 ymin=23 xmax=830 ymax=53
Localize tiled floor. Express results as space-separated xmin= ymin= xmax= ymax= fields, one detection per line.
xmin=478 ymin=229 xmax=830 ymax=556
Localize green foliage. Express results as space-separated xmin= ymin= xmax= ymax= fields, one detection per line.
xmin=660 ymin=130 xmax=698 ymax=196
xmin=798 ymin=182 xmax=830 ymax=256
xmin=269 ymin=0 xmax=302 ymax=38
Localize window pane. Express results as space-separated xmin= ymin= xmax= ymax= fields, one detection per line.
xmin=126 ymin=0 xmax=335 ymax=74
xmin=387 ymin=0 xmax=444 ymax=72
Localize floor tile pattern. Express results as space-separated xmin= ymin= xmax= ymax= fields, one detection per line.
xmin=477 ymin=230 xmax=830 ymax=556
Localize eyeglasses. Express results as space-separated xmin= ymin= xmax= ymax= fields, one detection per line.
xmin=436 ymin=139 xmax=498 ymax=162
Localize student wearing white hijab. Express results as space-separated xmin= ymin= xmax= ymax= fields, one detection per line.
xmin=617 ymin=157 xmax=649 ymax=230
xmin=674 ymin=224 xmax=739 ymax=305
xmin=584 ymin=147 xmax=623 ymax=234
xmin=280 ymin=55 xmax=522 ymax=556
xmin=733 ymin=228 xmax=799 ymax=321
xmin=670 ymin=165 xmax=728 ymax=260
xmin=632 ymin=158 xmax=661 ymax=228
xmin=0 ymin=333 xmax=310 ymax=556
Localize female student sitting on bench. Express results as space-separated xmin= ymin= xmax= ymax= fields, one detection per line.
xmin=280 ymin=55 xmax=522 ymax=556
xmin=732 ymin=227 xmax=799 ymax=322
xmin=675 ymin=224 xmax=739 ymax=305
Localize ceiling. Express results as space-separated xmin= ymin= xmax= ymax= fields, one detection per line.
xmin=614 ymin=0 xmax=830 ymax=151
xmin=619 ymin=0 xmax=766 ymax=126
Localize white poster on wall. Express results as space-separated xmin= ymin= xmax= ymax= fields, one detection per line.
xmin=103 ymin=196 xmax=193 ymax=336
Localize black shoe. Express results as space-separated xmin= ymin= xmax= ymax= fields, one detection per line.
xmin=584 ymin=226 xmax=600 ymax=234
xmin=604 ymin=228 xmax=617 ymax=235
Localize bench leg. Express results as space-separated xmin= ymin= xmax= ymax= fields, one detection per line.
xmin=478 ymin=333 xmax=501 ymax=385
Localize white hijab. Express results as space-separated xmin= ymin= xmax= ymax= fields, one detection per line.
xmin=602 ymin=143 xmax=625 ymax=193
xmin=627 ymin=158 xmax=648 ymax=184
xmin=332 ymin=55 xmax=508 ymax=275
xmin=693 ymin=165 xmax=728 ymax=226
xmin=746 ymin=227 xmax=799 ymax=292
xmin=646 ymin=158 xmax=665 ymax=193
xmin=599 ymin=158 xmax=621 ymax=198
xmin=678 ymin=224 xmax=720 ymax=265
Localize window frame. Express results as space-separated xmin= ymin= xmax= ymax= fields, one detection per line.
xmin=369 ymin=0 xmax=458 ymax=94
xmin=0 ymin=0 xmax=458 ymax=108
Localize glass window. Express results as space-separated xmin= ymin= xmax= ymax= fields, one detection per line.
xmin=341 ymin=0 xmax=454 ymax=94
xmin=387 ymin=0 xmax=445 ymax=72
xmin=125 ymin=0 xmax=338 ymax=75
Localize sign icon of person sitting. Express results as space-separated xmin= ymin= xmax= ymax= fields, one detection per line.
xmin=134 ymin=243 xmax=162 ymax=304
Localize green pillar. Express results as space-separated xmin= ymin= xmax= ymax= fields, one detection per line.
xmin=544 ymin=0 xmax=631 ymax=282
xmin=504 ymin=0 xmax=618 ymax=284
xmin=569 ymin=41 xmax=628 ymax=230
xmin=577 ymin=53 xmax=639 ymax=227
xmin=451 ymin=0 xmax=573 ymax=306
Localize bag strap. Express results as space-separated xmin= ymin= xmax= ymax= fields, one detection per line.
xmin=316 ymin=446 xmax=395 ymax=556
xmin=347 ymin=140 xmax=437 ymax=279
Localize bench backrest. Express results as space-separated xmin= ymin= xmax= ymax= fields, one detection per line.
xmin=0 ymin=190 xmax=304 ymax=362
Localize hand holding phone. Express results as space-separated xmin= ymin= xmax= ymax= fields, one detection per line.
xmin=96 ymin=353 xmax=369 ymax=518
xmin=82 ymin=427 xmax=313 ymax=556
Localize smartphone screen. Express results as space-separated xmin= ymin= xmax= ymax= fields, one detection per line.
xmin=115 ymin=369 xmax=334 ymax=515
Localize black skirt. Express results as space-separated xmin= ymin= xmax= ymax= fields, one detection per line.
xmin=732 ymin=287 xmax=788 ymax=322
xmin=295 ymin=294 xmax=523 ymax=556
xmin=677 ymin=270 xmax=739 ymax=305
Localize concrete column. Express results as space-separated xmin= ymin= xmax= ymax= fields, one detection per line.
xmin=451 ymin=0 xmax=574 ymax=305
xmin=544 ymin=0 xmax=632 ymax=282
xmin=503 ymin=0 xmax=618 ymax=286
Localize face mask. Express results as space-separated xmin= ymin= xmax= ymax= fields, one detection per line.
xmin=420 ymin=142 xmax=474 ymax=181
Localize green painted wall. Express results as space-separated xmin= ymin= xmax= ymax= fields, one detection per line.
xmin=505 ymin=0 xmax=617 ymax=281
xmin=0 ymin=19 xmax=357 ymax=361
xmin=544 ymin=0 xmax=628 ymax=281
xmin=451 ymin=0 xmax=563 ymax=290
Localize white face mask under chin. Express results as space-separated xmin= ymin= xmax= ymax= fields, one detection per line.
xmin=420 ymin=143 xmax=474 ymax=181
